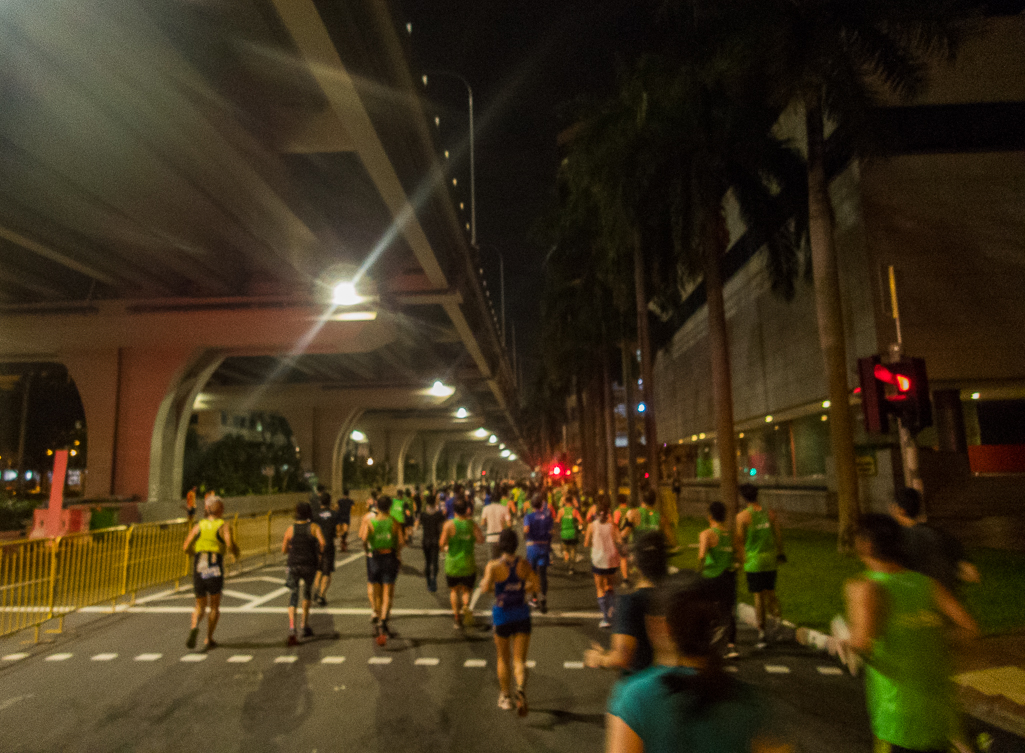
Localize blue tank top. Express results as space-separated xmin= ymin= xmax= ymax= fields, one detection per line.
xmin=492 ymin=557 xmax=530 ymax=626
xmin=524 ymin=510 xmax=553 ymax=548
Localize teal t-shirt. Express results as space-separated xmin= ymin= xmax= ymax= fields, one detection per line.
xmin=608 ymin=665 xmax=765 ymax=753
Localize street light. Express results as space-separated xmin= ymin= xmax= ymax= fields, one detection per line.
xmin=424 ymin=71 xmax=475 ymax=247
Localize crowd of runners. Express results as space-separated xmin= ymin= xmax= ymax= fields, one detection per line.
xmin=182 ymin=479 xmax=982 ymax=753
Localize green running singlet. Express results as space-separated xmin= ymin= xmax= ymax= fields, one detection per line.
xmin=702 ymin=525 xmax=733 ymax=578
xmin=743 ymin=506 xmax=776 ymax=573
xmin=863 ymin=569 xmax=953 ymax=751
xmin=390 ymin=498 xmax=406 ymax=525
xmin=445 ymin=518 xmax=476 ymax=577
xmin=637 ymin=507 xmax=660 ymax=533
xmin=369 ymin=517 xmax=396 ymax=552
xmin=560 ymin=505 xmax=578 ymax=538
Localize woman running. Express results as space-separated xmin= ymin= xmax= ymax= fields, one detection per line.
xmin=584 ymin=495 xmax=622 ymax=628
xmin=556 ymin=492 xmax=584 ymax=575
xmin=480 ymin=528 xmax=538 ymax=716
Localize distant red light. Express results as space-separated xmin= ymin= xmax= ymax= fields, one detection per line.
xmin=644 ymin=472 xmax=649 ymax=479
xmin=896 ymin=374 xmax=911 ymax=392
xmin=552 ymin=466 xmax=562 ymax=476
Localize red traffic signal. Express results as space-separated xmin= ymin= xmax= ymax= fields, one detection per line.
xmin=858 ymin=356 xmax=932 ymax=434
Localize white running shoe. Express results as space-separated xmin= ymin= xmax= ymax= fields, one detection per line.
xmin=598 ymin=618 xmax=612 ymax=629
xmin=498 ymin=694 xmax=513 ymax=710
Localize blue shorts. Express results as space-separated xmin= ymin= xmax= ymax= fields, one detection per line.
xmin=526 ymin=545 xmax=550 ymax=570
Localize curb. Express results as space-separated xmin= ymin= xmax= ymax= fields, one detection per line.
xmin=735 ymin=603 xmax=1025 ymax=741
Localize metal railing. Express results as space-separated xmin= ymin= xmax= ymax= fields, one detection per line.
xmin=0 ymin=509 xmax=294 ymax=641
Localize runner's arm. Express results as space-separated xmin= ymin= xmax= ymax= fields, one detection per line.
xmin=769 ymin=509 xmax=785 ymax=560
xmin=932 ymin=581 xmax=978 ymax=638
xmin=472 ymin=522 xmax=485 ymax=544
xmin=358 ymin=515 xmax=371 ymax=544
xmin=182 ymin=524 xmax=201 ymax=552
xmin=280 ymin=525 xmax=293 ymax=555
xmin=439 ymin=520 xmax=453 ymax=549
xmin=583 ymin=522 xmax=594 ymax=548
xmin=478 ymin=561 xmax=495 ymax=592
xmin=844 ymin=577 xmax=883 ymax=654
xmin=585 ymin=633 xmax=638 ymax=670
xmin=395 ymin=520 xmax=406 ymax=551
xmin=221 ymin=523 xmax=241 ymax=560
xmin=605 ymin=714 xmax=643 ymax=753
xmin=696 ymin=529 xmax=711 ymax=570
xmin=312 ymin=523 xmax=326 ymax=552
xmin=521 ymin=560 xmax=540 ymax=593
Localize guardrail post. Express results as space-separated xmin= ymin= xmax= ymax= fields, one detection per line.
xmin=41 ymin=537 xmax=62 ymax=642
xmin=117 ymin=526 xmax=132 ymax=612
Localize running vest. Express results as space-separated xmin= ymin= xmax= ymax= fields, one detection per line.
xmin=702 ymin=525 xmax=733 ymax=578
xmin=369 ymin=516 xmax=396 ymax=553
xmin=637 ymin=507 xmax=660 ymax=533
xmin=194 ymin=518 xmax=225 ymax=553
xmin=525 ymin=510 xmax=553 ymax=548
xmin=743 ymin=506 xmax=776 ymax=573
xmin=863 ymin=569 xmax=952 ymax=750
xmin=445 ymin=518 xmax=476 ymax=576
xmin=287 ymin=522 xmax=319 ymax=569
xmin=390 ymin=498 xmax=406 ymax=525
xmin=614 ymin=505 xmax=629 ymax=530
xmin=493 ymin=556 xmax=530 ymax=625
xmin=590 ymin=519 xmax=620 ymax=570
xmin=560 ymin=504 xmax=578 ymax=538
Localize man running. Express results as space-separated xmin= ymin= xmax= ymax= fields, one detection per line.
xmin=440 ymin=497 xmax=484 ymax=629
xmin=840 ymin=514 xmax=977 ymax=753
xmin=313 ymin=498 xmax=340 ymax=606
xmin=182 ymin=496 xmax=239 ymax=651
xmin=360 ymin=495 xmax=405 ymax=641
xmin=697 ymin=501 xmax=739 ymax=659
xmin=634 ymin=489 xmax=661 ymax=535
xmin=890 ymin=487 xmax=980 ymax=593
xmin=523 ymin=494 xmax=554 ymax=613
xmin=336 ymin=488 xmax=355 ymax=552
xmin=556 ymin=492 xmax=584 ymax=575
xmin=735 ymin=483 xmax=785 ymax=648
xmin=419 ymin=492 xmax=446 ymax=592
xmin=281 ymin=501 xmax=326 ymax=646
xmin=613 ymin=494 xmax=632 ymax=585
xmin=480 ymin=492 xmax=512 ymax=559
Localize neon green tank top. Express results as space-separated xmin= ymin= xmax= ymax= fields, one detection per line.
xmin=560 ymin=504 xmax=577 ymax=537
xmin=702 ymin=525 xmax=733 ymax=578
xmin=637 ymin=507 xmax=660 ymax=532
xmin=369 ymin=517 xmax=396 ymax=552
xmin=743 ymin=506 xmax=776 ymax=572
xmin=390 ymin=498 xmax=406 ymax=524
xmin=195 ymin=518 xmax=225 ymax=553
xmin=445 ymin=518 xmax=476 ymax=576
xmin=863 ymin=569 xmax=953 ymax=750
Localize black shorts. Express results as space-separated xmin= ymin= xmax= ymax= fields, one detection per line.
xmin=446 ymin=573 xmax=476 ymax=590
xmin=337 ymin=518 xmax=350 ymax=529
xmin=560 ymin=537 xmax=578 ymax=546
xmin=319 ymin=548 xmax=336 ymax=574
xmin=592 ymin=565 xmax=618 ymax=576
xmin=494 ymin=618 xmax=531 ymax=638
xmin=286 ymin=566 xmax=317 ymax=598
xmin=745 ymin=569 xmax=777 ymax=593
xmin=367 ymin=552 xmax=399 ymax=584
xmin=193 ymin=573 xmax=223 ymax=598
xmin=192 ymin=552 xmax=224 ymax=597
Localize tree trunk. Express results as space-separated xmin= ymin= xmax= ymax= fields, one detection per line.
xmin=590 ymin=375 xmax=608 ymax=495
xmin=575 ymin=378 xmax=593 ymax=494
xmin=602 ymin=340 xmax=619 ymax=496
xmin=621 ymin=339 xmax=640 ymax=505
xmin=633 ymin=230 xmax=660 ymax=492
xmin=806 ymin=91 xmax=860 ymax=552
xmin=703 ymin=212 xmax=739 ymax=529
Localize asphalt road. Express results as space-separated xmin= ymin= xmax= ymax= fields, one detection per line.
xmin=2 ymin=537 xmax=1014 ymax=753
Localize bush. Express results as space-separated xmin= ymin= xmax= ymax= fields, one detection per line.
xmin=0 ymin=497 xmax=42 ymax=532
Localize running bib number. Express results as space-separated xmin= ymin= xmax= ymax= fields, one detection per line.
xmin=197 ymin=552 xmax=222 ymax=579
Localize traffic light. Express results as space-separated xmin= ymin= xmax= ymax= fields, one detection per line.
xmin=857 ymin=355 xmax=933 ymax=434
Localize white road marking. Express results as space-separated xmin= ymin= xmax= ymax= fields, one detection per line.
xmin=132 ymin=589 xmax=178 ymax=605
xmin=75 ymin=604 xmax=605 ymax=620
xmin=135 ymin=653 xmax=162 ymax=661
xmin=765 ymin=665 xmax=791 ymax=674
xmin=335 ymin=553 xmax=366 ymax=568
xmin=464 ymin=659 xmax=486 ymax=668
xmin=817 ymin=666 xmax=844 ymax=675
xmin=321 ymin=656 xmax=346 ymax=664
xmin=91 ymin=653 xmax=118 ymax=661
xmin=526 ymin=660 xmax=536 ymax=668
xmin=231 ymin=576 xmax=287 ymax=585
xmin=45 ymin=653 xmax=72 ymax=662
xmin=274 ymin=656 xmax=298 ymax=664
xmin=0 ymin=694 xmax=34 ymax=711
xmin=180 ymin=654 xmax=207 ymax=662
xmin=227 ymin=655 xmax=253 ymax=663
xmin=563 ymin=661 xmax=584 ymax=669
xmin=2 ymin=653 xmax=29 ymax=662
xmin=239 ymin=587 xmax=290 ymax=610
xmin=414 ymin=657 xmax=439 ymax=666
xmin=725 ymin=666 xmax=739 ymax=673
xmin=368 ymin=657 xmax=392 ymax=665
xmin=220 ymin=589 xmax=261 ymax=602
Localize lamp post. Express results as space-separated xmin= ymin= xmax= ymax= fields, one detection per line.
xmin=425 ymin=71 xmax=475 ymax=247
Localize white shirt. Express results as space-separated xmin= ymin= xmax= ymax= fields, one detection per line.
xmin=479 ymin=503 xmax=511 ymax=542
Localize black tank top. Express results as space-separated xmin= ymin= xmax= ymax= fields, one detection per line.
xmin=288 ymin=521 xmax=319 ymax=569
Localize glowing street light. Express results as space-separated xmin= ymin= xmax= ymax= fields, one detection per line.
xmin=488 ymin=435 xmax=497 ymax=444
xmin=428 ymin=380 xmax=455 ymax=397
xmin=367 ymin=457 xmax=374 ymax=466
xmin=332 ymin=281 xmax=364 ymax=306
xmin=350 ymin=430 xmax=366 ymax=442
xmin=474 ymin=428 xmax=489 ymax=439
xmin=455 ymin=407 xmax=469 ymax=419
xmin=508 ymin=453 xmax=517 ymax=461
xmin=500 ymin=449 xmax=510 ymax=458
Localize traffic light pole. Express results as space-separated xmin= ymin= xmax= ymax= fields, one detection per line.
xmin=887 ymin=267 xmax=924 ymax=498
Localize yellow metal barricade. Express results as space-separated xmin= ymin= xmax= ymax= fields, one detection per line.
xmin=51 ymin=528 xmax=130 ymax=628
xmin=125 ymin=521 xmax=190 ymax=600
xmin=0 ymin=537 xmax=55 ymax=640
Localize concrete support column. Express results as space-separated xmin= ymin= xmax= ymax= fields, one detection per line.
xmin=321 ymin=408 xmax=362 ymax=493
xmin=63 ymin=350 xmax=119 ymax=498
xmin=424 ymin=435 xmax=448 ymax=486
xmin=393 ymin=431 xmax=418 ymax=487
xmin=448 ymin=452 xmax=462 ymax=484
xmin=363 ymin=428 xmax=391 ymax=484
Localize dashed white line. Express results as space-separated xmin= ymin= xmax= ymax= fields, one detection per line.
xmin=321 ymin=656 xmax=346 ymax=664
xmin=817 ymin=666 xmax=844 ymax=676
xmin=180 ymin=654 xmax=207 ymax=663
xmin=464 ymin=659 xmax=486 ymax=668
xmin=563 ymin=661 xmax=584 ymax=669
xmin=227 ymin=655 xmax=253 ymax=663
xmin=725 ymin=666 xmax=739 ymax=673
xmin=765 ymin=665 xmax=791 ymax=674
xmin=91 ymin=653 xmax=118 ymax=661
xmin=526 ymin=660 xmax=536 ymax=668
xmin=274 ymin=656 xmax=298 ymax=664
xmin=45 ymin=653 xmax=72 ymax=662
xmin=135 ymin=653 xmax=162 ymax=662
xmin=368 ymin=657 xmax=392 ymax=665
xmin=2 ymin=653 xmax=29 ymax=662
xmin=414 ymin=657 xmax=439 ymax=666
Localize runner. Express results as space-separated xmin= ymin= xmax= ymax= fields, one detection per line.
xmin=480 ymin=491 xmax=512 ymax=559
xmin=735 ymin=483 xmax=785 ymax=648
xmin=401 ymin=488 xmax=416 ymax=541
xmin=336 ymin=488 xmax=355 ymax=552
xmin=613 ymin=493 xmax=632 ymax=585
xmin=584 ymin=530 xmax=667 ymax=673
xmin=359 ymin=495 xmax=405 ymax=642
xmin=479 ymin=528 xmax=538 ymax=716
xmin=439 ymin=497 xmax=484 ymax=630
xmin=697 ymin=501 xmax=739 ymax=659
xmin=891 ymin=487 xmax=980 ymax=593
xmin=313 ymin=498 xmax=340 ymax=607
xmin=419 ymin=492 xmax=446 ymax=592
xmin=584 ymin=495 xmax=622 ymax=628
xmin=523 ymin=494 xmax=554 ymax=614
xmin=556 ymin=492 xmax=583 ymax=575
xmin=182 ymin=496 xmax=239 ymax=651
xmin=281 ymin=501 xmax=326 ymax=646
xmin=635 ymin=489 xmax=661 ymax=535
xmin=184 ymin=486 xmax=197 ymax=524
xmin=839 ymin=514 xmax=977 ymax=753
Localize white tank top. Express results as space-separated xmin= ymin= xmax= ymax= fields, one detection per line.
xmin=590 ymin=518 xmax=620 ymax=569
